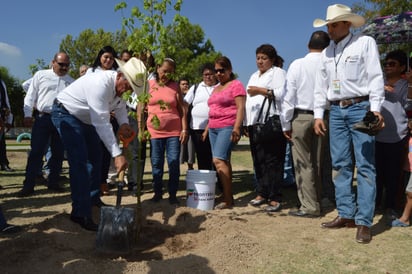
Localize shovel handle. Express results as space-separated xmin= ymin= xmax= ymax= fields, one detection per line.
xmin=116 ymin=170 xmax=126 ymax=207
xmin=118 ymin=169 xmax=125 ymax=182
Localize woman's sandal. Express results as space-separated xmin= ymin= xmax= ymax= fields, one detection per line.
xmin=249 ymin=197 xmax=267 ymax=207
xmin=214 ymin=202 xmax=233 ymax=210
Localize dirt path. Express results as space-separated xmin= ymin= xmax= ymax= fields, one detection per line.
xmin=0 ymin=150 xmax=411 ymax=273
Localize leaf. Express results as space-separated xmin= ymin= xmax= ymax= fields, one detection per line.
xmin=151 ymin=115 xmax=160 ymax=129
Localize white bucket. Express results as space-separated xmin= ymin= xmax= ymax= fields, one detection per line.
xmin=186 ymin=170 xmax=217 ymax=211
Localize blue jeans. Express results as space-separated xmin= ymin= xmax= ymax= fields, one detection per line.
xmin=24 ymin=112 xmax=64 ymax=190
xmin=51 ymin=103 xmax=102 ymax=218
xmin=208 ymin=126 xmax=234 ymax=161
xmin=283 ymin=141 xmax=296 ymax=185
xmin=150 ymin=137 xmax=180 ymax=196
xmin=329 ymin=101 xmax=376 ymax=227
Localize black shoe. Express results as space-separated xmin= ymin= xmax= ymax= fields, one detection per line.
xmin=151 ymin=193 xmax=162 ymax=202
xmin=128 ymin=183 xmax=136 ymax=191
xmin=1 ymin=165 xmax=14 ymax=172
xmin=169 ymin=195 xmax=179 ymax=205
xmin=47 ymin=185 xmax=65 ymax=193
xmin=0 ymin=223 xmax=22 ymax=234
xmin=288 ymin=209 xmax=319 ymax=218
xmin=34 ymin=175 xmax=47 ymax=185
xmin=70 ymin=215 xmax=98 ymax=231
xmin=93 ymin=199 xmax=107 ymax=208
xmin=17 ymin=188 xmax=35 ymax=197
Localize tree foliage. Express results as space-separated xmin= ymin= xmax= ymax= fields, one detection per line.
xmin=353 ymin=0 xmax=412 ymax=57
xmin=115 ymin=0 xmax=220 ymax=84
xmin=353 ymin=0 xmax=412 ymax=19
xmin=0 ymin=67 xmax=25 ymax=126
xmin=28 ymin=59 xmax=49 ymax=76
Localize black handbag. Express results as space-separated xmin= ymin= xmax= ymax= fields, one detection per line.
xmin=252 ymin=97 xmax=282 ymax=143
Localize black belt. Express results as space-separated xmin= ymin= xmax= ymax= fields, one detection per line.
xmin=54 ymin=99 xmax=68 ymax=112
xmin=295 ymin=109 xmax=314 ymax=115
xmin=330 ymin=96 xmax=369 ymax=108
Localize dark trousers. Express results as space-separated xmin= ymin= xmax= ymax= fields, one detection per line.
xmin=248 ymin=125 xmax=286 ymax=202
xmin=0 ymin=132 xmax=9 ymax=166
xmin=24 ymin=113 xmax=64 ymax=190
xmin=191 ymin=129 xmax=223 ymax=191
xmin=375 ymin=138 xmax=407 ymax=210
xmin=190 ymin=130 xmax=213 ymax=170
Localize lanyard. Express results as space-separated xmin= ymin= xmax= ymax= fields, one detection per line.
xmin=334 ymin=33 xmax=353 ymax=75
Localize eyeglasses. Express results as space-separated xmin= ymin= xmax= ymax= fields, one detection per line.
xmin=214 ymin=68 xmax=225 ymax=74
xmin=203 ymin=73 xmax=214 ymax=77
xmin=383 ymin=61 xmax=397 ymax=67
xmin=57 ymin=62 xmax=70 ymax=68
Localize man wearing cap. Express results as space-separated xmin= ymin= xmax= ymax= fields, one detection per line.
xmin=313 ymin=4 xmax=385 ymax=243
xmin=51 ymin=57 xmax=146 ymax=231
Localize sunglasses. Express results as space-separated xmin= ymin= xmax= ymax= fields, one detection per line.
xmin=214 ymin=68 xmax=225 ymax=74
xmin=383 ymin=61 xmax=397 ymax=67
xmin=57 ymin=62 xmax=70 ymax=68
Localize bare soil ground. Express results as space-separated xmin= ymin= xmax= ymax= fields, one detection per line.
xmin=0 ymin=145 xmax=411 ymax=274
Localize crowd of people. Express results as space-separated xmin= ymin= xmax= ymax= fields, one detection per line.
xmin=0 ymin=3 xmax=411 ymax=246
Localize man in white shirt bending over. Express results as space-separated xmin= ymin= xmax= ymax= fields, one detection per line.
xmin=51 ymin=57 xmax=144 ymax=231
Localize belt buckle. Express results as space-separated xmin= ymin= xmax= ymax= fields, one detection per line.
xmin=339 ymin=100 xmax=347 ymax=108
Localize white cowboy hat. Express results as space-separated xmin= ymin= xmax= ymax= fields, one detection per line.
xmin=115 ymin=57 xmax=147 ymax=95
xmin=313 ymin=4 xmax=365 ymax=28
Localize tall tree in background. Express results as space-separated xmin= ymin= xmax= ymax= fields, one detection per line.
xmin=353 ymin=0 xmax=411 ymax=19
xmin=115 ymin=0 xmax=220 ymax=84
xmin=0 ymin=67 xmax=25 ymax=126
xmin=114 ymin=0 xmax=220 ymax=241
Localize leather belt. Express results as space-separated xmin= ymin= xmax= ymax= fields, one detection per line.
xmin=54 ymin=99 xmax=68 ymax=112
xmin=330 ymin=96 xmax=369 ymax=108
xmin=295 ymin=109 xmax=314 ymax=115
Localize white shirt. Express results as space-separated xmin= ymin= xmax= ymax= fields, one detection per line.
xmin=0 ymin=80 xmax=13 ymax=124
xmin=56 ymin=70 xmax=128 ymax=157
xmin=184 ymin=81 xmax=218 ymax=130
xmin=21 ymin=77 xmax=32 ymax=92
xmin=245 ymin=66 xmax=286 ymax=126
xmin=314 ymin=33 xmax=385 ymax=119
xmin=23 ymin=69 xmax=74 ymax=117
xmin=282 ymin=52 xmax=322 ymax=131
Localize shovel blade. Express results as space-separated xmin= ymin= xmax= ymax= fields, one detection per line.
xmin=96 ymin=206 xmax=136 ymax=254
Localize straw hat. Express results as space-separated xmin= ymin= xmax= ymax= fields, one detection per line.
xmin=313 ymin=4 xmax=365 ymax=28
xmin=115 ymin=57 xmax=147 ymax=94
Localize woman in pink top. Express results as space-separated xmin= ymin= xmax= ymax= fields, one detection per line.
xmin=208 ymin=56 xmax=246 ymax=209
xmin=146 ymin=58 xmax=188 ymax=204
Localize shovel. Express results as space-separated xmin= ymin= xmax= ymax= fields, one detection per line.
xmin=96 ymin=170 xmax=137 ymax=254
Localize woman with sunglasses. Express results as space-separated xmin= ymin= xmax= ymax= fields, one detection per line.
xmin=207 ymin=56 xmax=246 ymax=209
xmin=375 ymin=49 xmax=409 ymax=215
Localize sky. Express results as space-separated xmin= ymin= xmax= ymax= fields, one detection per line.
xmin=0 ymin=0 xmax=359 ymax=85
